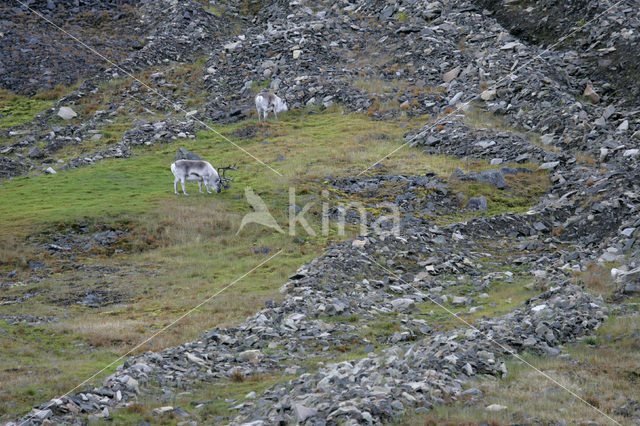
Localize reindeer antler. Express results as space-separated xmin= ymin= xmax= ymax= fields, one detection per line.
xmin=217 ymin=163 xmax=238 ymax=190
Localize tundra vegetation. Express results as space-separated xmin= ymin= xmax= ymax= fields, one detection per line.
xmin=0 ymin=99 xmax=553 ymax=420
xmin=2 ymin=0 xmax=639 ymax=423
xmin=2 ymin=82 xmax=636 ymax=424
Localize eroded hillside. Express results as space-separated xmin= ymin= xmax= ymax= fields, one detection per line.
xmin=1 ymin=0 xmax=639 ymax=425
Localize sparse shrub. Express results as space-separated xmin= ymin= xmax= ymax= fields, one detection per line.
xmin=125 ymin=403 xmax=148 ymax=414
xmin=231 ymin=370 xmax=245 ymax=382
xmin=551 ymin=226 xmax=564 ymax=236
xmin=576 ymin=262 xmax=614 ymax=293
xmin=584 ymin=336 xmax=598 ymax=345
xmin=585 ymin=394 xmax=601 ymax=408
xmin=367 ymin=100 xmax=381 ymax=116
xmin=33 ymin=84 xmax=70 ymax=101
xmin=0 ymin=235 xmax=32 ymax=269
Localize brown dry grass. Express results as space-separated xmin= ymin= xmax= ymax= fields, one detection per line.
xmin=574 ymin=261 xmax=617 ymax=295
xmin=400 ymin=311 xmax=639 ymax=425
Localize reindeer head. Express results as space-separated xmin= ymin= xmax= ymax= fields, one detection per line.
xmin=216 ymin=163 xmax=238 ymax=191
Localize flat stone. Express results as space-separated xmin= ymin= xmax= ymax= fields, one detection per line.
xmin=467 ymin=196 xmax=487 ymax=212
xmin=583 ymin=84 xmax=599 ymax=103
xmin=533 ymin=221 xmax=547 ymax=231
xmin=238 ymin=349 xmax=262 ymax=363
xmin=223 ymin=41 xmax=242 ymax=52
xmin=540 ymin=134 xmax=555 ymax=145
xmin=29 ymin=260 xmax=46 ymax=270
xmin=186 ymin=353 xmax=206 ymax=365
xmin=391 ymin=298 xmax=415 ymax=312
xmin=500 ymin=41 xmax=520 ymax=50
xmin=594 ymin=116 xmax=606 ymax=127
xmin=539 ymin=161 xmax=560 ymax=170
xmin=380 ymin=4 xmax=395 ymax=21
xmin=443 ymin=66 xmax=460 ymax=83
xmin=175 ymin=148 xmax=202 ymax=161
xmin=486 ymin=404 xmax=508 ymax=412
xmin=623 ymin=282 xmax=640 ymax=294
xmin=152 ymin=406 xmax=174 ymax=416
xmin=451 ymin=296 xmax=470 ymax=306
xmin=28 ymin=146 xmax=44 ymax=158
xmin=602 ymin=104 xmax=615 ymax=119
xmin=32 ymin=409 xmax=52 ymax=420
xmin=57 ymin=106 xmax=77 ymax=120
xmin=480 ymin=89 xmax=496 ymax=101
xmin=531 ymin=304 xmax=547 ymax=313
xmin=352 ymin=239 xmax=367 ymax=248
xmin=621 ymin=227 xmax=636 ymax=237
xmin=462 ymin=387 xmax=482 ymax=397
xmin=293 ymin=404 xmax=317 ymax=421
xmin=617 ymin=120 xmax=629 ymax=132
xmin=449 ymin=91 xmax=464 ymax=105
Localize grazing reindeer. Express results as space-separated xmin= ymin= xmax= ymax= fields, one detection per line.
xmin=255 ymin=92 xmax=288 ymax=121
xmin=216 ymin=163 xmax=238 ymax=191
xmin=171 ymin=160 xmax=237 ymax=195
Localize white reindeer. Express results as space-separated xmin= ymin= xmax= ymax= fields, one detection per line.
xmin=255 ymin=92 xmax=288 ymax=121
xmin=171 ymin=160 xmax=237 ymax=195
xmin=171 ymin=159 xmax=222 ymax=195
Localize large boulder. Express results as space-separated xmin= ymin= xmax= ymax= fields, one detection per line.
xmin=467 ymin=196 xmax=488 ymax=211
xmin=57 ymin=107 xmax=78 ymax=120
xmin=175 ymin=148 xmax=202 ymax=161
xmin=450 ymin=168 xmax=508 ymax=189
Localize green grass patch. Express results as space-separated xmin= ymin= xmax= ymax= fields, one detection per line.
xmin=0 ymin=108 xmax=550 ymax=421
xmin=0 ymin=109 xmax=432 ymax=420
xmin=0 ymin=321 xmax=119 ymax=418
xmin=0 ymin=92 xmax=54 ymax=129
xmin=90 ymin=373 xmax=293 ymax=424
xmin=413 ymin=277 xmax=535 ymax=331
xmin=398 ymin=308 xmax=639 ymax=425
xmin=361 ymin=314 xmax=404 ymax=346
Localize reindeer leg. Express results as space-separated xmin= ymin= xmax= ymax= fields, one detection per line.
xmin=198 ymin=181 xmax=203 ymax=193
xmin=174 ymin=178 xmax=179 ymax=195
xmin=181 ymin=179 xmax=188 ymax=196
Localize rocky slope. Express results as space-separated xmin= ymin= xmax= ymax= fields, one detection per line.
xmin=0 ymin=0 xmax=144 ymax=95
xmin=476 ymin=0 xmax=640 ymax=108
xmin=3 ymin=0 xmax=640 ymax=424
